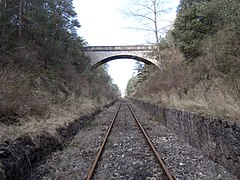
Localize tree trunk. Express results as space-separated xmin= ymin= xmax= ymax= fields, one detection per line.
xmin=18 ymin=0 xmax=23 ymax=40
xmin=153 ymin=0 xmax=163 ymax=71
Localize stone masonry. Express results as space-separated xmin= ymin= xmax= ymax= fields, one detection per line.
xmin=131 ymin=99 xmax=240 ymax=178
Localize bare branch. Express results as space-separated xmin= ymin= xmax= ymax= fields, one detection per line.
xmin=122 ymin=0 xmax=173 ymax=71
xmin=129 ymin=13 xmax=155 ymax=23
xmin=125 ymin=26 xmax=154 ymax=32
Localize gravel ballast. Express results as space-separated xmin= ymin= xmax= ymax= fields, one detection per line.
xmin=26 ymin=100 xmax=236 ymax=179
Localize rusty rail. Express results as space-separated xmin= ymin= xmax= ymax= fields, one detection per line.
xmin=86 ymin=102 xmax=174 ymax=180
xmin=127 ymin=103 xmax=175 ymax=180
xmin=86 ymin=103 xmax=122 ymax=180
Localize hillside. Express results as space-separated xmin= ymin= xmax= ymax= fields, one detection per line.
xmin=0 ymin=0 xmax=120 ymax=142
xmin=126 ymin=0 xmax=240 ymax=120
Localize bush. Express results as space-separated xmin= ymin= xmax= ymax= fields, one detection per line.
xmin=0 ymin=69 xmax=50 ymax=120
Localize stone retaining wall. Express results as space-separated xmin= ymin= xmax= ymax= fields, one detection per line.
xmin=131 ymin=99 xmax=240 ymax=178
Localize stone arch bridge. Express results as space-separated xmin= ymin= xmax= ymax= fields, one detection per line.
xmin=83 ymin=45 xmax=160 ymax=69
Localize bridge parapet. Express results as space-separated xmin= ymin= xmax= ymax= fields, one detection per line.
xmin=84 ymin=45 xmax=155 ymax=51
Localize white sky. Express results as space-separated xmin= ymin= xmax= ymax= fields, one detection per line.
xmin=73 ymin=0 xmax=180 ymax=95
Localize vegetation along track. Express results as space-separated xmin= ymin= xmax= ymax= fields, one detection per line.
xmin=86 ymin=101 xmax=174 ymax=180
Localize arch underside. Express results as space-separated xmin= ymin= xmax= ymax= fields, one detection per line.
xmin=92 ymin=55 xmax=154 ymax=69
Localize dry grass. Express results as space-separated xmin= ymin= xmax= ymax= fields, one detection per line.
xmin=133 ymin=47 xmax=240 ymax=121
xmin=0 ymin=97 xmax=109 ymax=144
xmin=0 ymin=62 xmax=116 ymax=144
xmin=138 ymin=76 xmax=240 ymax=120
xmin=0 ymin=44 xmax=118 ymax=148
xmin=0 ymin=68 xmax=50 ymax=121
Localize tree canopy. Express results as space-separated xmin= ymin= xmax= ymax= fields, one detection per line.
xmin=0 ymin=0 xmax=80 ymax=46
xmin=0 ymin=0 xmax=119 ymax=119
xmin=172 ymin=0 xmax=240 ymax=64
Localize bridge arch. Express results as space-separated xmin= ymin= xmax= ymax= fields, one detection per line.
xmin=92 ymin=55 xmax=153 ymax=69
xmin=83 ymin=45 xmax=160 ymax=69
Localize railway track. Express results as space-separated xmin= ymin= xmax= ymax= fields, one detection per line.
xmin=25 ymin=100 xmax=236 ymax=179
xmin=86 ymin=102 xmax=175 ymax=180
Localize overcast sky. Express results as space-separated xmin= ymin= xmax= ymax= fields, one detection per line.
xmin=72 ymin=0 xmax=179 ymax=95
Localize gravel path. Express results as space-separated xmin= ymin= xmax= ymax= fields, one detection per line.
xmin=27 ymin=100 xmax=236 ymax=180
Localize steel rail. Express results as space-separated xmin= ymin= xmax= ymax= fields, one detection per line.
xmin=86 ymin=103 xmax=122 ymax=180
xmin=127 ymin=103 xmax=175 ymax=180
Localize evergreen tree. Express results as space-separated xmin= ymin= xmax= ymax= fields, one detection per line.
xmin=0 ymin=0 xmax=80 ymax=49
xmin=172 ymin=0 xmax=213 ymax=60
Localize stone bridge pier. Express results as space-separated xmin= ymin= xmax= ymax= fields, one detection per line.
xmin=83 ymin=45 xmax=160 ymax=69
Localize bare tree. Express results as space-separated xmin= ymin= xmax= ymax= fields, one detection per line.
xmin=123 ymin=0 xmax=171 ymax=71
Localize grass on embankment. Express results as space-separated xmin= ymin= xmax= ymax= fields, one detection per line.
xmin=136 ymin=75 xmax=240 ymax=121
xmin=0 ymin=46 xmax=119 ymax=144
xmin=129 ymin=48 xmax=240 ymax=121
xmin=0 ymin=98 xmax=110 ymax=144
